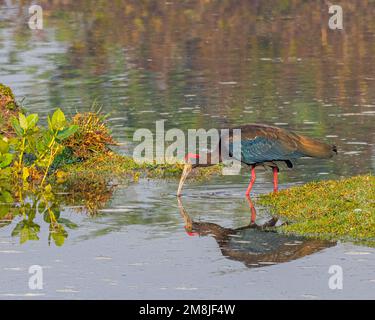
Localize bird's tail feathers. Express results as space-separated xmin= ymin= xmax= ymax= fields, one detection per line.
xmin=295 ymin=134 xmax=337 ymax=159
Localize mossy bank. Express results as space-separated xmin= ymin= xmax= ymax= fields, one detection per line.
xmin=258 ymin=175 xmax=375 ymax=244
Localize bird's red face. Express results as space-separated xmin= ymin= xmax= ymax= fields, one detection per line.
xmin=176 ymin=153 xmax=200 ymax=196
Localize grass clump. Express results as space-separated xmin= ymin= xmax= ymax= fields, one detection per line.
xmin=0 ymin=83 xmax=19 ymax=137
xmin=258 ymin=175 xmax=375 ymax=243
xmin=63 ymin=112 xmax=117 ymax=159
xmin=0 ymin=83 xmax=17 ymax=110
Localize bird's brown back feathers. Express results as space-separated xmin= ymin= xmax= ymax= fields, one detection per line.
xmin=231 ymin=124 xmax=337 ymax=159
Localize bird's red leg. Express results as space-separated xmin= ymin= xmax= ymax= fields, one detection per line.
xmin=245 ymin=165 xmax=256 ymax=196
xmin=273 ymin=167 xmax=278 ymax=192
xmin=246 ymin=195 xmax=256 ymax=224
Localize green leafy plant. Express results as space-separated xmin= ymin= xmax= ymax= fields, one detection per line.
xmin=11 ymin=113 xmax=39 ymax=181
xmin=37 ymin=108 xmax=78 ymax=185
xmin=0 ymin=136 xmax=13 ymax=169
xmin=10 ymin=108 xmax=78 ymax=188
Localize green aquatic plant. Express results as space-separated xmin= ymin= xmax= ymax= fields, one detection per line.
xmin=10 ymin=108 xmax=78 ymax=189
xmin=38 ymin=108 xmax=78 ymax=185
xmin=0 ymin=136 xmax=13 ymax=169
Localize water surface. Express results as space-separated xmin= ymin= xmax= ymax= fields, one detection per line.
xmin=0 ymin=0 xmax=374 ymax=299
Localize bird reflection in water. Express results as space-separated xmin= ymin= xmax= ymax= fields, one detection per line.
xmin=177 ymin=197 xmax=335 ymax=268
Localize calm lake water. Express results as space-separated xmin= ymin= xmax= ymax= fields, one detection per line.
xmin=0 ymin=0 xmax=374 ymax=299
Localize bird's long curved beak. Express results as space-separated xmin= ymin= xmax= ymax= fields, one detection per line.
xmin=177 ymin=163 xmax=192 ymax=196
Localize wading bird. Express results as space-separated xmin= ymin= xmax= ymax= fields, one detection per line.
xmin=177 ymin=124 xmax=337 ymax=196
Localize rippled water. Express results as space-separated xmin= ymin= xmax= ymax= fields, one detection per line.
xmin=0 ymin=1 xmax=374 ymax=299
